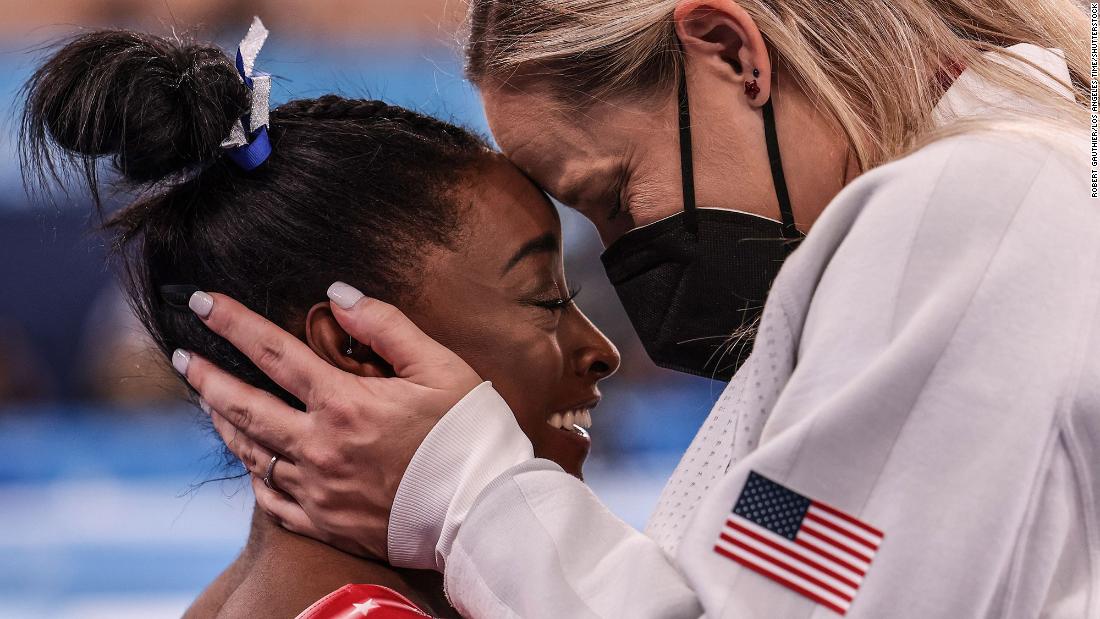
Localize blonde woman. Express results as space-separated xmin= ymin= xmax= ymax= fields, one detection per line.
xmin=178 ymin=0 xmax=1093 ymax=616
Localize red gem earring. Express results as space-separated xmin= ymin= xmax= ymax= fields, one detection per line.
xmin=745 ymin=68 xmax=761 ymax=99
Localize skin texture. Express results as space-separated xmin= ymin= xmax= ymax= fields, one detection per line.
xmin=481 ymin=0 xmax=860 ymax=248
xmin=181 ymin=0 xmax=868 ymax=568
xmin=184 ymin=155 xmax=618 ymax=618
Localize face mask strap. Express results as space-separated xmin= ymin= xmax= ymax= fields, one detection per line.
xmin=676 ymin=48 xmax=699 ymax=235
xmin=762 ymin=96 xmax=798 ymax=239
xmin=676 ymin=39 xmax=800 ymax=242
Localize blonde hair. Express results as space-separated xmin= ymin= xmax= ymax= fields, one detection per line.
xmin=464 ymin=0 xmax=1090 ymax=173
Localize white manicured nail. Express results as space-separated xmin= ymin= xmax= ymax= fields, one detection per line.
xmin=172 ymin=349 xmax=191 ymax=375
xmin=327 ymin=281 xmax=364 ymax=310
xmin=189 ymin=291 xmax=213 ymax=318
xmin=198 ymin=398 xmax=211 ymax=415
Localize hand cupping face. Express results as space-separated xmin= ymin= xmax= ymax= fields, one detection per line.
xmin=180 ymin=288 xmax=481 ymax=561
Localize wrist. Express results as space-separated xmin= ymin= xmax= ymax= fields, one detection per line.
xmin=387 ymin=381 xmax=534 ymax=570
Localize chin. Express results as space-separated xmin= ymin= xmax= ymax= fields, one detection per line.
xmin=562 ymin=460 xmax=585 ymax=480
xmin=533 ymin=426 xmax=591 ymax=480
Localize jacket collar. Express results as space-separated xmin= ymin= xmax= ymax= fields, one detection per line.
xmin=932 ymin=42 xmax=1074 ymax=126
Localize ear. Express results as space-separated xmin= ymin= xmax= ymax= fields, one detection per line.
xmin=305 ymin=302 xmax=394 ymax=378
xmin=673 ymin=0 xmax=772 ymax=106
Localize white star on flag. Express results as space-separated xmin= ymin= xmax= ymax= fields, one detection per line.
xmin=353 ymin=600 xmax=380 ymax=615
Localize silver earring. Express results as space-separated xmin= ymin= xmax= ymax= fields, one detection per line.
xmin=345 ymin=335 xmax=355 ymax=356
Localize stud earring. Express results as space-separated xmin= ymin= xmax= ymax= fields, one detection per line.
xmin=745 ymin=68 xmax=761 ymax=99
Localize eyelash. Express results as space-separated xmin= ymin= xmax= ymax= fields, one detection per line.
xmin=529 ymin=285 xmax=582 ymax=312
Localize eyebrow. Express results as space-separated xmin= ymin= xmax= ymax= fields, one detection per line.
xmin=501 ymin=232 xmax=559 ymax=276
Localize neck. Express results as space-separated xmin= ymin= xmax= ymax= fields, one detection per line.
xmin=191 ymin=504 xmax=454 ymax=618
xmin=773 ymin=67 xmax=862 ymax=233
xmin=777 ymin=55 xmax=969 ymax=233
xmin=244 ymin=506 xmax=406 ymax=583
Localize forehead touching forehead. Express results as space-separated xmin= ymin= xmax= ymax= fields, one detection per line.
xmin=455 ymin=152 xmax=563 ymax=248
xmin=481 ymin=83 xmax=625 ymax=209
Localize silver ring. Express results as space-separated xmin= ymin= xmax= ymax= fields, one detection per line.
xmin=263 ymin=455 xmax=280 ymax=492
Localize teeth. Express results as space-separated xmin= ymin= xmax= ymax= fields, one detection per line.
xmin=547 ymin=408 xmax=594 ymax=431
xmin=572 ymin=409 xmax=592 ymax=430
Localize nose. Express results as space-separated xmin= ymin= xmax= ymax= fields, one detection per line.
xmin=570 ymin=311 xmax=621 ymax=381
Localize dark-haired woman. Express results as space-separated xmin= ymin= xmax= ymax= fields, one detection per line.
xmin=21 ymin=26 xmax=619 ymax=618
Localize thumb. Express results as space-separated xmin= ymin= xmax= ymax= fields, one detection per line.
xmin=326 ymin=281 xmax=464 ymax=378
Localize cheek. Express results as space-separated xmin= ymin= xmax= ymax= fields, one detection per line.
xmin=623 ymin=169 xmax=684 ymax=228
xmin=589 ymin=166 xmax=685 ymax=247
xmin=412 ymin=280 xmax=569 ymax=433
xmin=477 ymin=329 xmax=565 ymax=429
xmin=591 ymin=212 xmax=639 ymax=248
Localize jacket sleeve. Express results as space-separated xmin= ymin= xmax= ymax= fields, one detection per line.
xmin=387 ymin=382 xmax=703 ymax=618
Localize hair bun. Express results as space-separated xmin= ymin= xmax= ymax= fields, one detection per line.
xmin=23 ymin=29 xmax=250 ymax=185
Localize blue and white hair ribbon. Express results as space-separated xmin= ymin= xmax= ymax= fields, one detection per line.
xmin=221 ymin=17 xmax=272 ymax=171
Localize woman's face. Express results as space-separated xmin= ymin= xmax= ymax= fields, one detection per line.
xmin=480 ymin=82 xmax=778 ymax=248
xmin=404 ymin=155 xmax=621 ymax=478
xmin=477 ymin=29 xmax=852 ymax=248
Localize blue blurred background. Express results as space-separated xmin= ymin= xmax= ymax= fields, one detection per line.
xmin=0 ymin=2 xmax=723 ymax=615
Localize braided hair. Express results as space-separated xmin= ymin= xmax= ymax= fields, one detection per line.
xmin=21 ymin=29 xmax=491 ymax=408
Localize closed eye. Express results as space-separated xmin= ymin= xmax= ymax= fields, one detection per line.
xmin=527 ymin=285 xmax=582 ymax=312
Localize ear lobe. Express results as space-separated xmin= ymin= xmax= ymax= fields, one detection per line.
xmin=305 ymin=302 xmax=393 ymax=378
xmin=673 ymin=0 xmax=771 ymax=101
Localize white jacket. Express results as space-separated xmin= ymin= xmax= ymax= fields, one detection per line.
xmin=388 ymin=43 xmax=1096 ymax=618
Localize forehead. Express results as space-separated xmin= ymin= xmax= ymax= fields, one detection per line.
xmin=481 ymin=86 xmax=628 ymax=206
xmin=456 ymin=154 xmax=562 ymax=251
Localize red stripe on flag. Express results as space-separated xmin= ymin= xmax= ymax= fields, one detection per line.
xmin=793 ymin=537 xmax=866 ymax=577
xmin=799 ymin=526 xmax=873 ymax=564
xmin=810 ymin=501 xmax=884 ymax=538
xmin=724 ymin=521 xmax=860 ymax=589
xmin=714 ymin=544 xmax=849 ymax=616
xmin=804 ymin=512 xmax=879 ymax=550
xmin=718 ymin=534 xmax=854 ymax=602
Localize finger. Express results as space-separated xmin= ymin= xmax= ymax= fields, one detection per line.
xmin=255 ymin=453 xmax=304 ymax=498
xmin=326 ymin=282 xmax=457 ymax=376
xmin=209 ymin=407 xmax=264 ymax=471
xmin=191 ymin=291 xmax=336 ymax=400
xmin=183 ymin=352 xmax=308 ymax=457
xmin=251 ymin=475 xmax=326 ymax=540
xmin=207 ymin=406 xmax=295 ymax=483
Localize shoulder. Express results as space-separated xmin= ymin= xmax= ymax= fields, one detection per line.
xmin=846 ymin=128 xmax=1093 ymax=240
xmin=796 ymin=126 xmax=1100 ymax=365
xmin=296 ymin=584 xmax=432 ymax=618
xmin=809 ymin=128 xmax=1097 ymax=294
xmin=774 ymin=129 xmax=1083 ymax=312
xmin=219 ymin=575 xmax=432 ymax=619
xmin=212 ymin=535 xmax=444 ymax=619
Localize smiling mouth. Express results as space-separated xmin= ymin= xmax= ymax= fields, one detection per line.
xmin=546 ymin=404 xmax=595 ymax=435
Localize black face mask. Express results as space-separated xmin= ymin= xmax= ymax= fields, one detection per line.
xmin=600 ymin=56 xmax=804 ymax=381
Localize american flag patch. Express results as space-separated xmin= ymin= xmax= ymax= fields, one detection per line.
xmin=714 ymin=472 xmax=884 ymax=615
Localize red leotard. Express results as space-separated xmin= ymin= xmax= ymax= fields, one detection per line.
xmin=296 ymin=584 xmax=433 ymax=618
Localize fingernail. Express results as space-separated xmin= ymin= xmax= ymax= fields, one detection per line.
xmin=189 ymin=291 xmax=214 ymax=318
xmin=198 ymin=398 xmax=211 ymax=415
xmin=327 ymin=281 xmax=364 ymax=310
xmin=172 ymin=349 xmax=191 ymax=375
